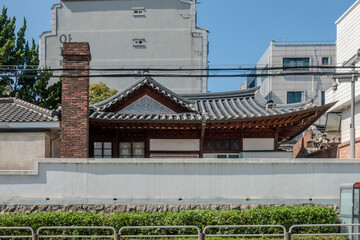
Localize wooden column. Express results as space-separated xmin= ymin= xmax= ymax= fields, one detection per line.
xmin=199 ymin=121 xmax=206 ymax=158
xmin=274 ymin=128 xmax=279 ymax=151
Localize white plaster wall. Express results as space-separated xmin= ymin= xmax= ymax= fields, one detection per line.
xmin=0 ymin=133 xmax=48 ymax=170
xmin=150 ymin=139 xmax=200 ymax=151
xmin=336 ymin=1 xmax=360 ymax=65
xmin=40 ymin=0 xmax=208 ymax=93
xmin=0 ymin=158 xmax=359 ymax=205
xmin=243 ymin=138 xmax=274 ymax=151
xmin=202 ymin=152 xmax=292 ymax=158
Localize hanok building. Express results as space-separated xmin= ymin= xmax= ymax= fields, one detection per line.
xmin=54 ymin=42 xmax=336 ymax=160
xmin=86 ymin=77 xmax=334 ymax=159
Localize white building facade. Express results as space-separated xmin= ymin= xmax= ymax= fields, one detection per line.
xmin=244 ymin=41 xmax=336 ymax=124
xmin=326 ymin=0 xmax=360 ymax=158
xmin=40 ymin=0 xmax=208 ymax=93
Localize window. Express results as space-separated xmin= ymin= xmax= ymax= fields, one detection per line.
xmin=94 ymin=142 xmax=112 ymax=158
xmin=247 ymin=77 xmax=257 ymax=88
xmin=133 ymin=39 xmax=145 ymax=46
xmin=283 ymin=58 xmax=309 ymax=71
xmin=205 ymin=139 xmax=240 ymax=152
xmin=322 ymin=57 xmax=329 ymax=65
xmin=215 ymin=154 xmax=240 ymax=159
xmin=133 ymin=8 xmax=145 ymax=16
xmin=120 ymin=142 xmax=145 ymax=158
xmin=287 ymin=91 xmax=303 ymax=104
xmin=321 ymin=91 xmax=325 ymax=105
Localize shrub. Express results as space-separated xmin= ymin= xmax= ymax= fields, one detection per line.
xmin=0 ymin=206 xmax=340 ymax=236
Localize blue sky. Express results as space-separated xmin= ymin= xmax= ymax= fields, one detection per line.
xmin=1 ymin=0 xmax=356 ymax=92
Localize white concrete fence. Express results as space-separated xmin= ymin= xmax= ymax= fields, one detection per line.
xmin=0 ymin=158 xmax=359 ymax=205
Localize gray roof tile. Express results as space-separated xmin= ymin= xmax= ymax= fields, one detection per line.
xmin=0 ymin=98 xmax=58 ymax=122
xmin=90 ymin=77 xmax=322 ymax=122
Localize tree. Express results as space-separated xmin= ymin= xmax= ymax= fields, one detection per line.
xmin=89 ymin=81 xmax=118 ymax=104
xmin=0 ymin=6 xmax=61 ymax=109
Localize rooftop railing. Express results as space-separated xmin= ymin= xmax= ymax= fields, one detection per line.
xmin=274 ymin=40 xmax=336 ymax=45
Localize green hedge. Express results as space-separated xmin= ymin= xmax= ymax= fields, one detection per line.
xmin=0 ymin=206 xmax=339 ymax=236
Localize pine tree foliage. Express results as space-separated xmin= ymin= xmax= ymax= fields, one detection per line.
xmin=0 ymin=6 xmax=61 ymax=109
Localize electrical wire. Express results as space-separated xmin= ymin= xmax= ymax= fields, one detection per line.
xmin=0 ymin=65 xmax=359 ymax=72
xmin=0 ymin=71 xmax=355 ymax=78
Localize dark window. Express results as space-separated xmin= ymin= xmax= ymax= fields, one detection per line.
xmin=321 ymin=91 xmax=325 ymax=105
xmin=287 ymin=92 xmax=303 ymax=104
xmin=133 ymin=39 xmax=145 ymax=46
xmin=216 ymin=154 xmax=240 ymax=159
xmin=133 ymin=9 xmax=145 ymax=15
xmin=283 ymin=58 xmax=309 ymax=71
xmin=94 ymin=142 xmax=112 ymax=158
xmin=322 ymin=57 xmax=329 ymax=65
xmin=247 ymin=77 xmax=257 ymax=88
xmin=205 ymin=139 xmax=240 ymax=152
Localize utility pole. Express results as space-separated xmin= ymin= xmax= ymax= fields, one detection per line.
xmin=350 ymin=65 xmax=356 ymax=159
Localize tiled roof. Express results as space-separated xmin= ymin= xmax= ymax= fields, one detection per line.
xmin=91 ymin=77 xmax=195 ymax=112
xmin=188 ymin=90 xmax=314 ymax=121
xmin=89 ymin=77 xmax=318 ymax=122
xmin=0 ymin=98 xmax=58 ymax=122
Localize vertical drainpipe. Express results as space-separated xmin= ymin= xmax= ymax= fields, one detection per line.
xmin=188 ymin=0 xmax=208 ymax=93
xmin=350 ymin=65 xmax=356 ymax=159
xmin=269 ymin=41 xmax=274 ymax=99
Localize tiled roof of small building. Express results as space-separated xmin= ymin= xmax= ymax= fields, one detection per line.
xmin=89 ymin=77 xmax=319 ymax=122
xmin=0 ymin=98 xmax=58 ymax=122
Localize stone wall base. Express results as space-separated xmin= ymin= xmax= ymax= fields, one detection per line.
xmin=0 ymin=204 xmax=339 ymax=214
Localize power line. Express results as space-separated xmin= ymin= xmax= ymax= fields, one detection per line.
xmin=0 ymin=65 xmax=359 ymax=72
xmin=0 ymin=71 xmax=355 ymax=78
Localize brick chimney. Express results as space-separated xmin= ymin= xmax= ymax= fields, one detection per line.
xmin=61 ymin=42 xmax=91 ymax=158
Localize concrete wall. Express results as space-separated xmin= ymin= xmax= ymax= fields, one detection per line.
xmin=0 ymin=158 xmax=359 ymax=205
xmin=0 ymin=133 xmax=49 ymax=170
xmin=40 ymin=0 xmax=208 ymax=93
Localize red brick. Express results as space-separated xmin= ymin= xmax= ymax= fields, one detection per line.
xmin=293 ymin=130 xmax=313 ymax=158
xmin=337 ymin=137 xmax=360 ymax=159
xmin=61 ymin=42 xmax=91 ymax=158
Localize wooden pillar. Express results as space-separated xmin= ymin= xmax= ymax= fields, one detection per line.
xmin=199 ymin=121 xmax=206 ymax=158
xmin=274 ymin=128 xmax=279 ymax=151
xmin=145 ymin=130 xmax=151 ymax=158
xmin=239 ymin=131 xmax=243 ymax=152
xmin=114 ymin=129 xmax=119 ymax=158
